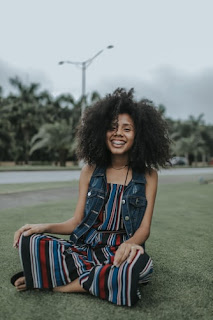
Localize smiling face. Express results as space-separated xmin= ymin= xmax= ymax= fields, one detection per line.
xmin=106 ymin=113 xmax=135 ymax=157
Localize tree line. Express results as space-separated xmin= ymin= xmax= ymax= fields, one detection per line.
xmin=0 ymin=77 xmax=213 ymax=166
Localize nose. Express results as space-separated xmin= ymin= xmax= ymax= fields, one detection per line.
xmin=114 ymin=126 xmax=123 ymax=136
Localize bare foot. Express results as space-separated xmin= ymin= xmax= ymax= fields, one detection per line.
xmin=14 ymin=276 xmax=86 ymax=293
xmin=14 ymin=276 xmax=27 ymax=291
xmin=53 ymin=278 xmax=86 ymax=293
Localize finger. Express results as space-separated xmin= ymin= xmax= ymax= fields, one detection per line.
xmin=127 ymin=246 xmax=144 ymax=263
xmin=13 ymin=242 xmax=19 ymax=248
xmin=13 ymin=231 xmax=22 ymax=248
xmin=23 ymin=228 xmax=36 ymax=237
xmin=114 ymin=246 xmax=130 ymax=266
xmin=117 ymin=248 xmax=130 ymax=266
xmin=135 ymin=245 xmax=144 ymax=255
xmin=19 ymin=225 xmax=33 ymax=237
xmin=114 ymin=245 xmax=124 ymax=262
xmin=13 ymin=225 xmax=31 ymax=247
xmin=127 ymin=248 xmax=137 ymax=263
xmin=13 ymin=230 xmax=26 ymax=247
xmin=139 ymin=246 xmax=144 ymax=254
xmin=113 ymin=246 xmax=125 ymax=266
xmin=20 ymin=224 xmax=31 ymax=233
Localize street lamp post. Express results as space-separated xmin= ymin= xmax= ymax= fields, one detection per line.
xmin=59 ymin=45 xmax=114 ymax=114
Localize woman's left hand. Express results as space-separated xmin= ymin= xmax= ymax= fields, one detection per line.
xmin=113 ymin=242 xmax=144 ymax=267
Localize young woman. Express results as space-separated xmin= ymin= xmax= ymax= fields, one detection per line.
xmin=12 ymin=88 xmax=171 ymax=306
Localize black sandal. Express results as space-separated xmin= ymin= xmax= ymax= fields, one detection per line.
xmin=11 ymin=271 xmax=24 ymax=286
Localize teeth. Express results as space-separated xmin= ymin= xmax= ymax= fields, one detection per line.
xmin=112 ymin=140 xmax=125 ymax=145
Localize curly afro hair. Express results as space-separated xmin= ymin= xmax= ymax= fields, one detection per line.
xmin=77 ymin=88 xmax=171 ymax=173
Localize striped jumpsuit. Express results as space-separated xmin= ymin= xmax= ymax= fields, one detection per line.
xmin=19 ymin=183 xmax=153 ymax=306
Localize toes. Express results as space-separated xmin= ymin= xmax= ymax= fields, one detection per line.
xmin=16 ymin=283 xmax=27 ymax=291
xmin=15 ymin=277 xmax=27 ymax=291
xmin=14 ymin=276 xmax=25 ymax=287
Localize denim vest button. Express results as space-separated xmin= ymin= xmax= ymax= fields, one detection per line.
xmin=70 ymin=167 xmax=147 ymax=244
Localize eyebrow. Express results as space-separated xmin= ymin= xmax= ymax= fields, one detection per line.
xmin=110 ymin=122 xmax=134 ymax=128
xmin=122 ymin=123 xmax=134 ymax=127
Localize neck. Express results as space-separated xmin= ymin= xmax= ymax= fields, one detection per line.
xmin=110 ymin=155 xmax=129 ymax=169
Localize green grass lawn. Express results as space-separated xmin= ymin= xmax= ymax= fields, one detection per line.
xmin=0 ymin=181 xmax=78 ymax=194
xmin=0 ymin=182 xmax=212 ymax=320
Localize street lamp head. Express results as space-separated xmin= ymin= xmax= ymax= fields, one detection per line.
xmin=58 ymin=61 xmax=64 ymax=65
xmin=107 ymin=45 xmax=114 ymax=49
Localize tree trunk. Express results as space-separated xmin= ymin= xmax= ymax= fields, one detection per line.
xmin=194 ymin=153 xmax=198 ymax=167
xmin=59 ymin=149 xmax=67 ymax=167
xmin=202 ymin=153 xmax=206 ymax=165
xmin=185 ymin=152 xmax=189 ymax=165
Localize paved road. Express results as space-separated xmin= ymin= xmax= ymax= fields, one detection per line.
xmin=0 ymin=170 xmax=81 ymax=184
xmin=0 ymin=168 xmax=212 ymax=210
xmin=0 ymin=167 xmax=213 ymax=184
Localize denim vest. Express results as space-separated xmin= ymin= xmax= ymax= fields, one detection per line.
xmin=69 ymin=166 xmax=147 ymax=245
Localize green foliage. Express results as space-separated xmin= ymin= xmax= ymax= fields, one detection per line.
xmin=0 ymin=77 xmax=212 ymax=166
xmin=0 ymin=77 xmax=81 ymax=165
xmin=170 ymin=114 xmax=213 ymax=164
xmin=30 ymin=120 xmax=74 ymax=166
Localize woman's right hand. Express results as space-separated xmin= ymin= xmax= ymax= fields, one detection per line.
xmin=13 ymin=223 xmax=47 ymax=248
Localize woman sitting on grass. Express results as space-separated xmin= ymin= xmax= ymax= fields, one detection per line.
xmin=12 ymin=88 xmax=171 ymax=306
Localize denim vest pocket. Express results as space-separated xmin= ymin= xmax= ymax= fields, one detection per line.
xmin=85 ymin=189 xmax=105 ymax=215
xmin=128 ymin=195 xmax=147 ymax=230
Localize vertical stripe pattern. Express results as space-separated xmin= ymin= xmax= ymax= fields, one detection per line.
xmin=19 ymin=183 xmax=153 ymax=306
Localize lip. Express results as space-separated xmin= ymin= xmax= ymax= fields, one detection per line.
xmin=110 ymin=140 xmax=126 ymax=147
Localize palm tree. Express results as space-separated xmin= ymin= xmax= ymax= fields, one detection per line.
xmin=0 ymin=118 xmax=12 ymax=160
xmin=171 ymin=114 xmax=210 ymax=165
xmin=30 ymin=120 xmax=74 ymax=166
xmin=1 ymin=77 xmax=44 ymax=163
xmin=172 ymin=135 xmax=206 ymax=164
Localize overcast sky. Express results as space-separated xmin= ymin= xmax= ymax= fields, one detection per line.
xmin=1 ymin=0 xmax=213 ymax=123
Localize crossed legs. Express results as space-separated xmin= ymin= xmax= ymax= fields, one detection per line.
xmin=14 ymin=276 xmax=86 ymax=293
